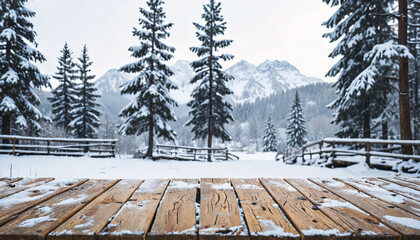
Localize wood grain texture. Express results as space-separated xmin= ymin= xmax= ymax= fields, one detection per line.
xmin=380 ymin=178 xmax=420 ymax=192
xmin=0 ymin=178 xmax=55 ymax=199
xmin=199 ymin=178 xmax=248 ymax=240
xmin=337 ymin=178 xmax=420 ymax=217
xmin=0 ymin=179 xmax=117 ymax=240
xmin=48 ymin=179 xmax=142 ymax=240
xmin=310 ymin=178 xmax=420 ymax=239
xmin=99 ymin=179 xmax=170 ymax=240
xmin=260 ymin=178 xmax=350 ymax=240
xmin=232 ymin=179 xmax=299 ymax=240
xmin=365 ymin=178 xmax=420 ymax=202
xmin=148 ymin=179 xmax=199 ymax=240
xmin=399 ymin=178 xmax=420 ymax=185
xmin=0 ymin=178 xmax=87 ymax=227
xmin=0 ymin=178 xmax=23 ymax=185
xmin=285 ymin=178 xmax=399 ymax=239
xmin=0 ymin=177 xmax=417 ymax=240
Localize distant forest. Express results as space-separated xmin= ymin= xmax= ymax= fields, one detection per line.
xmin=234 ymin=83 xmax=335 ymax=126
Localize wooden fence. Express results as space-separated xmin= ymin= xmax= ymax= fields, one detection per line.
xmin=154 ymin=144 xmax=239 ymax=161
xmin=0 ymin=135 xmax=118 ymax=158
xmin=283 ymin=138 xmax=420 ymax=169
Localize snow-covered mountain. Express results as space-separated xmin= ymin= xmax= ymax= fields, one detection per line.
xmin=169 ymin=60 xmax=195 ymax=105
xmin=226 ymin=60 xmax=324 ymax=103
xmin=94 ymin=60 xmax=324 ymax=105
xmin=94 ymin=69 xmax=133 ymax=95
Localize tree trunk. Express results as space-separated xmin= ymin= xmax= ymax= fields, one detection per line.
xmin=207 ymin=24 xmax=214 ymax=162
xmin=363 ymin=95 xmax=371 ymax=138
xmin=363 ymin=110 xmax=371 ymax=138
xmin=382 ymin=87 xmax=389 ymax=148
xmin=414 ymin=40 xmax=420 ymax=140
xmin=147 ymin=117 xmax=154 ymax=158
xmin=2 ymin=37 xmax=12 ymax=143
xmin=398 ymin=0 xmax=414 ymax=154
xmin=2 ymin=114 xmax=11 ymax=145
xmin=382 ymin=121 xmax=388 ymax=149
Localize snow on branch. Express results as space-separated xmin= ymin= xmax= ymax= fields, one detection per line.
xmin=344 ymin=41 xmax=413 ymax=104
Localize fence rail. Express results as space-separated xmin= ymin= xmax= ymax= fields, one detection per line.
xmin=283 ymin=138 xmax=420 ymax=169
xmin=0 ymin=135 xmax=118 ymax=158
xmin=154 ymin=144 xmax=239 ymax=161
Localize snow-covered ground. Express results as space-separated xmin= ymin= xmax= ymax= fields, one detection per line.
xmin=1 ymin=152 xmax=417 ymax=179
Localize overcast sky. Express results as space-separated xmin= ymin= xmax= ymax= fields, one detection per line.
xmin=27 ymin=0 xmax=337 ymax=84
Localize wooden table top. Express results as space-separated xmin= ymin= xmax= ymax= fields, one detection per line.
xmin=0 ymin=177 xmax=419 ymax=239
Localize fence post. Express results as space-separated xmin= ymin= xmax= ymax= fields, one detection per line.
xmin=194 ymin=149 xmax=196 ymax=161
xmin=12 ymin=138 xmax=16 ymax=156
xmin=401 ymin=143 xmax=413 ymax=157
xmin=366 ymin=142 xmax=371 ymax=168
xmin=319 ymin=141 xmax=323 ymax=158
xmin=226 ymin=149 xmax=229 ymax=161
xmin=84 ymin=141 xmax=89 ymax=153
xmin=111 ymin=141 xmax=115 ymax=158
xmin=302 ymin=146 xmax=306 ymax=162
xmin=331 ymin=142 xmax=336 ymax=159
xmin=47 ymin=140 xmax=51 ymax=155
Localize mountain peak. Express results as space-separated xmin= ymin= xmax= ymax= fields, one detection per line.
xmin=94 ymin=58 xmax=323 ymax=104
xmin=95 ymin=68 xmax=133 ymax=95
xmin=173 ymin=60 xmax=191 ymax=69
xmin=259 ymin=59 xmax=300 ymax=73
xmin=237 ymin=59 xmax=253 ymax=65
xmin=106 ymin=68 xmax=119 ymax=73
xmin=227 ymin=60 xmax=257 ymax=74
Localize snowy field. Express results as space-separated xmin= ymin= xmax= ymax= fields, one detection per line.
xmin=1 ymin=152 xmax=417 ymax=179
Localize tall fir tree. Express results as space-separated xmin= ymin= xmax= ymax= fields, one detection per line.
xmin=287 ymin=91 xmax=307 ymax=148
xmin=48 ymin=43 xmax=77 ymax=134
xmin=186 ymin=0 xmax=235 ymax=154
xmin=70 ymin=45 xmax=101 ymax=139
xmin=0 ymin=0 xmax=49 ymax=138
xmin=263 ymin=114 xmax=278 ymax=152
xmin=119 ymin=0 xmax=177 ymax=158
xmin=323 ymin=0 xmax=397 ymax=139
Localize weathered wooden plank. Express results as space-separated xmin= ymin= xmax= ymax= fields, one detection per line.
xmin=232 ymin=179 xmax=299 ymax=240
xmin=398 ymin=178 xmax=420 ymax=186
xmin=0 ymin=179 xmax=117 ymax=240
xmin=48 ymin=179 xmax=142 ymax=240
xmin=310 ymin=178 xmax=420 ymax=239
xmin=99 ymin=179 xmax=170 ymax=240
xmin=338 ymin=178 xmax=420 ymax=216
xmin=0 ymin=178 xmax=55 ymax=199
xmin=285 ymin=178 xmax=399 ymax=239
xmin=0 ymin=178 xmax=87 ymax=226
xmin=365 ymin=178 xmax=420 ymax=202
xmin=380 ymin=178 xmax=420 ymax=192
xmin=199 ymin=178 xmax=248 ymax=240
xmin=148 ymin=179 xmax=199 ymax=240
xmin=260 ymin=178 xmax=350 ymax=239
xmin=0 ymin=178 xmax=23 ymax=185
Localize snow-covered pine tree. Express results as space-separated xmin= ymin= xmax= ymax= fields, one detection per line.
xmin=186 ymin=0 xmax=235 ymax=153
xmin=287 ymin=91 xmax=307 ymax=148
xmin=70 ymin=45 xmax=101 ymax=139
xmin=119 ymin=0 xmax=177 ymax=158
xmin=323 ymin=0 xmax=396 ymax=139
xmin=263 ymin=115 xmax=278 ymax=152
xmin=0 ymin=0 xmax=50 ymax=138
xmin=48 ymin=43 xmax=78 ymax=134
